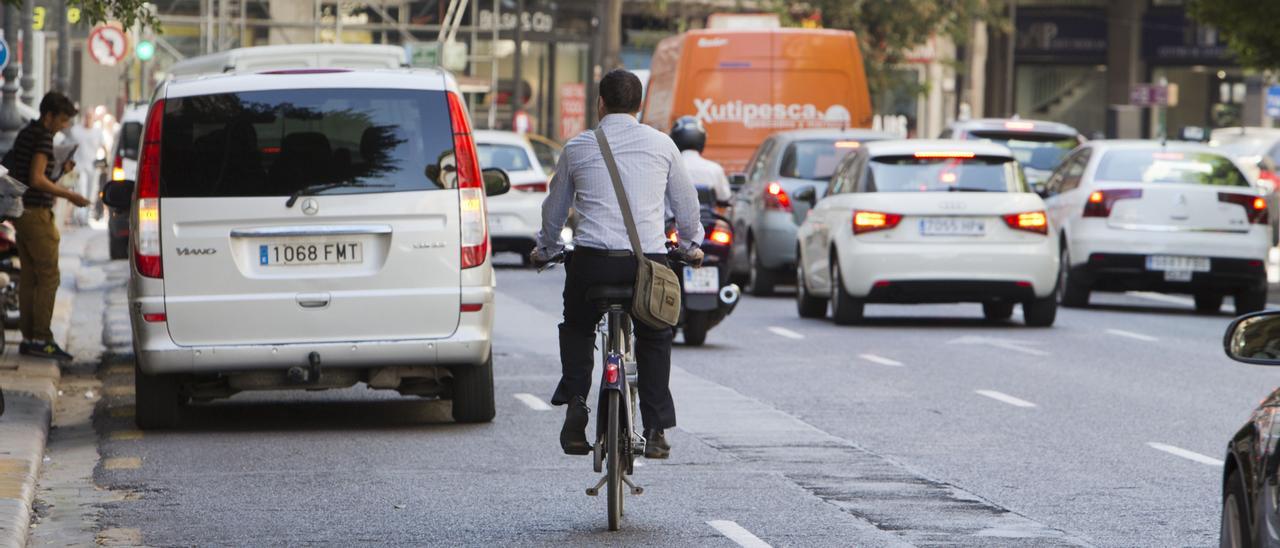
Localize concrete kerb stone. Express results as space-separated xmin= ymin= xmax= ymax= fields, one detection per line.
xmin=0 ymin=226 xmax=93 ymax=548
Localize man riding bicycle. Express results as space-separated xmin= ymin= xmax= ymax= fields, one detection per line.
xmin=531 ymin=69 xmax=704 ymax=459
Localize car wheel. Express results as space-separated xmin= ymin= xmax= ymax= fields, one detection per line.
xmin=135 ymin=363 xmax=185 ymax=430
xmin=982 ymin=302 xmax=1014 ymax=321
xmin=829 ymin=256 xmax=864 ymax=325
xmin=682 ymin=312 xmax=710 ymax=346
xmin=795 ymin=255 xmax=828 ymax=319
xmin=1220 ymin=469 xmax=1252 ymax=548
xmin=1058 ymin=244 xmax=1089 ymax=308
xmin=745 ymin=239 xmax=777 ymax=296
xmin=1195 ymin=293 xmax=1225 ymax=315
xmin=110 ymin=234 xmax=129 ymax=260
xmin=1023 ymin=296 xmax=1057 ymax=327
xmin=1235 ymin=287 xmax=1267 ymax=315
xmin=451 ymin=352 xmax=496 ymax=423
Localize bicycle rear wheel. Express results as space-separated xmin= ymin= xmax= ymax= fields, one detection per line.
xmin=607 ymin=390 xmax=621 ymax=531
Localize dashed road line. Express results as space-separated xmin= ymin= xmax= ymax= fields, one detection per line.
xmin=103 ymin=457 xmax=142 ymax=471
xmin=1147 ymin=442 xmax=1224 ymax=467
xmin=707 ymin=520 xmax=772 ymax=548
xmin=858 ymin=353 xmax=903 ymax=367
xmin=513 ymin=393 xmax=552 ymax=411
xmin=975 ymin=390 xmax=1037 ymax=408
xmin=1106 ymin=329 xmax=1159 ymax=342
xmin=767 ymin=326 xmax=804 ymax=340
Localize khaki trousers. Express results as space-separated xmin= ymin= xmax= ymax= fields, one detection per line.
xmin=14 ymin=207 xmax=60 ymax=341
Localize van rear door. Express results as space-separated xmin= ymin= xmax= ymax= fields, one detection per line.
xmin=157 ymin=88 xmax=463 ymax=346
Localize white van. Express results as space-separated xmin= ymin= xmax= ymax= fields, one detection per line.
xmin=166 ymin=44 xmax=408 ymax=76
xmin=101 ymin=68 xmax=510 ymax=429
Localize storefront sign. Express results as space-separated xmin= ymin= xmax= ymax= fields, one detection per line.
xmin=1015 ymin=8 xmax=1107 ymax=63
xmin=1142 ymin=9 xmax=1232 ymax=64
xmin=478 ymin=9 xmax=554 ymax=35
xmin=559 ymin=83 xmax=585 ymax=141
xmin=1130 ymin=83 xmax=1179 ymax=107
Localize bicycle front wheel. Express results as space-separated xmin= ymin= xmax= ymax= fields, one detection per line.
xmin=607 ymin=390 xmax=621 ymax=531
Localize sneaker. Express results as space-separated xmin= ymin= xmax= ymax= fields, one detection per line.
xmin=560 ymin=396 xmax=592 ymax=456
xmin=26 ymin=341 xmax=73 ymax=362
xmin=643 ymin=429 xmax=671 ymax=459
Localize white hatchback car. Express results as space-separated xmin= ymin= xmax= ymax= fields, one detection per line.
xmin=474 ymin=130 xmax=549 ymax=264
xmin=1043 ymin=140 xmax=1269 ymax=314
xmin=796 ymin=140 xmax=1059 ymax=326
xmin=100 ymin=68 xmax=511 ymax=428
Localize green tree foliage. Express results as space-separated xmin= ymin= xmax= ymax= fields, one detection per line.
xmin=1189 ymin=0 xmax=1280 ymax=70
xmin=1 ymin=0 xmax=160 ymax=30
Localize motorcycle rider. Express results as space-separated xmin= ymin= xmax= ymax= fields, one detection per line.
xmin=670 ymin=116 xmax=731 ymax=204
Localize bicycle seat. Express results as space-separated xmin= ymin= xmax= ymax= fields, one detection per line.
xmin=587 ymin=285 xmax=633 ymax=307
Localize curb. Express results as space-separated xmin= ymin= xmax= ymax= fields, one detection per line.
xmin=0 ymin=227 xmax=93 ymax=548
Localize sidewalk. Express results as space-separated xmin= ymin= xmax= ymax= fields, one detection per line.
xmin=0 ymin=226 xmax=95 ymax=548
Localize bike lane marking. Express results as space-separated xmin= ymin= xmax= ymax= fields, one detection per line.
xmin=767 ymin=326 xmax=804 ymax=340
xmin=707 ymin=520 xmax=772 ymax=548
xmin=858 ymin=353 xmax=903 ymax=367
xmin=513 ymin=393 xmax=552 ymax=411
xmin=974 ymin=390 xmax=1037 ymax=408
xmin=1146 ymin=442 xmax=1223 ymax=467
xmin=1106 ymin=329 xmax=1158 ymax=342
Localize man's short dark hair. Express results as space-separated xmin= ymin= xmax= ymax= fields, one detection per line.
xmin=598 ymin=69 xmax=643 ymax=114
xmin=38 ymin=92 xmax=77 ymax=119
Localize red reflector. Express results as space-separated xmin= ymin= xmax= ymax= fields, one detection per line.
xmin=460 ymin=303 xmax=483 ymax=312
xmin=513 ymin=183 xmax=548 ymax=192
xmin=143 ymin=313 xmax=167 ymax=323
xmin=1250 ymin=260 xmax=1265 ymax=268
xmin=873 ymin=281 xmax=891 ymax=288
xmin=261 ymin=146 xmax=281 ymax=154
xmin=1015 ymin=281 xmax=1033 ymax=288
xmin=605 ymin=362 xmax=619 ymax=384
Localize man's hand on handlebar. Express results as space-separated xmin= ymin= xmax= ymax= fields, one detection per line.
xmin=531 ymin=247 xmax=564 ymax=272
xmin=668 ymin=246 xmax=704 ymax=268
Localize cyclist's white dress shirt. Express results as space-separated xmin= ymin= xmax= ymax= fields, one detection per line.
xmin=536 ymin=114 xmax=704 ymax=255
xmin=680 ymin=149 xmax=731 ymax=203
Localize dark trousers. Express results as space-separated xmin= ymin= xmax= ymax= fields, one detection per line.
xmin=550 ymin=249 xmax=677 ymax=430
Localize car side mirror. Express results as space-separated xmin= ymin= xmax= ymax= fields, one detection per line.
xmin=730 ymin=174 xmax=746 ymax=193
xmin=482 ymin=167 xmax=511 ymax=197
xmin=792 ymin=186 xmax=817 ymax=206
xmin=101 ymin=180 xmax=134 ymax=211
xmin=1031 ymin=181 xmax=1048 ymax=197
xmin=1225 ymin=311 xmax=1280 ymax=365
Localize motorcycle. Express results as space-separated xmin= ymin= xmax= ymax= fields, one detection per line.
xmin=667 ymin=187 xmax=740 ymax=346
xmin=0 ymin=221 xmax=18 ymax=332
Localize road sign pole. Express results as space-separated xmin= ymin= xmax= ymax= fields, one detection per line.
xmin=19 ymin=0 xmax=33 ymax=106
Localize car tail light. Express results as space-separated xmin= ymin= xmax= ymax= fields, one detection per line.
xmin=1004 ymin=121 xmax=1035 ymax=131
xmin=134 ymin=100 xmax=165 ymax=279
xmin=764 ymin=182 xmax=792 ymax=211
xmin=1082 ymin=188 xmax=1142 ymax=218
xmin=449 ymin=92 xmax=488 ymax=269
xmin=1003 ymin=211 xmax=1049 ymax=234
xmin=111 ymin=155 xmax=125 ymax=181
xmin=513 ymin=182 xmax=548 ymax=192
xmin=852 ymin=210 xmax=903 ymax=234
xmin=1219 ymin=192 xmax=1268 ymax=225
xmin=707 ymin=220 xmax=732 ymax=245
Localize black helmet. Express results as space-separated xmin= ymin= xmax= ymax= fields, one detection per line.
xmin=670 ymin=115 xmax=706 ymax=153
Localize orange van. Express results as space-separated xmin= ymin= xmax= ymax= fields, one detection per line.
xmin=642 ymin=28 xmax=873 ymax=174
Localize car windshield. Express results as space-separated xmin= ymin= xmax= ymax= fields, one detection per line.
xmin=968 ymin=131 xmax=1077 ymax=171
xmin=1095 ymin=150 xmax=1249 ymax=187
xmin=159 ymin=88 xmax=456 ymax=198
xmin=779 ymin=139 xmax=862 ymax=180
xmin=867 ymin=155 xmax=1024 ymax=193
xmin=476 ymin=143 xmax=534 ymax=172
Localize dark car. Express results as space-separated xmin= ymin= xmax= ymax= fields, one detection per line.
xmin=941 ymin=118 xmax=1084 ymax=190
xmin=1220 ymin=311 xmax=1280 ymax=547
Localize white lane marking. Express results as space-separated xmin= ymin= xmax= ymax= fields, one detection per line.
xmin=859 ymin=353 xmax=904 ymax=367
xmin=949 ymin=336 xmax=1048 ymax=356
xmin=707 ymin=520 xmax=772 ymax=548
xmin=1147 ymin=442 xmax=1224 ymax=467
xmin=974 ymin=390 xmax=1037 ymax=408
xmin=513 ymin=393 xmax=552 ymax=411
xmin=767 ymin=326 xmax=805 ymax=340
xmin=1129 ymin=291 xmax=1194 ymax=306
xmin=1106 ymin=329 xmax=1159 ymax=342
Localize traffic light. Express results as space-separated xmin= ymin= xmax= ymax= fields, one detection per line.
xmin=135 ymin=40 xmax=155 ymax=61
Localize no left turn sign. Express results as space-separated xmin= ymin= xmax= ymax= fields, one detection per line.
xmin=88 ymin=26 xmax=128 ymax=66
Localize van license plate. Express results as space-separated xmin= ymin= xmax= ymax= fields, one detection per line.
xmin=683 ymin=266 xmax=719 ymax=294
xmin=920 ymin=218 xmax=985 ymax=236
xmin=260 ymin=242 xmax=363 ymax=266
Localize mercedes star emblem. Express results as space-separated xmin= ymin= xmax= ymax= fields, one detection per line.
xmin=301 ymin=199 xmax=320 ymax=216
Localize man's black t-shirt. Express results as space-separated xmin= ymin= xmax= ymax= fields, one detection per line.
xmin=2 ymin=121 xmax=56 ymax=208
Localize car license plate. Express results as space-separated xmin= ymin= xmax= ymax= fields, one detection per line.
xmin=259 ymin=241 xmax=363 ymax=266
xmin=683 ymin=265 xmax=719 ymax=294
xmin=920 ymin=218 xmax=985 ymax=236
xmin=1145 ymin=255 xmax=1210 ymax=272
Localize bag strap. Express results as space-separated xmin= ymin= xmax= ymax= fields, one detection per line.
xmin=594 ymin=127 xmax=645 ymax=256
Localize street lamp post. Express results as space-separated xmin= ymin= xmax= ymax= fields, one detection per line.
xmin=20 ymin=0 xmax=33 ymax=106
xmin=55 ymin=0 xmax=70 ymax=95
xmin=0 ymin=4 xmax=26 ymax=151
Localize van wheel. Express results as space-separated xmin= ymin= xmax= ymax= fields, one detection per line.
xmin=1236 ymin=287 xmax=1267 ymax=315
xmin=452 ymin=353 xmax=495 ymax=423
xmin=135 ymin=364 xmax=184 ymax=430
xmin=745 ymin=240 xmax=776 ymax=296
xmin=795 ymin=258 xmax=828 ymax=319
xmin=830 ymin=256 xmax=864 ymax=326
xmin=1058 ymin=245 xmax=1089 ymax=308
xmin=1195 ymin=293 xmax=1224 ymax=315
xmin=1220 ymin=470 xmax=1252 ymax=548
xmin=983 ymin=302 xmax=1014 ymax=321
xmin=1023 ymin=296 xmax=1058 ymax=327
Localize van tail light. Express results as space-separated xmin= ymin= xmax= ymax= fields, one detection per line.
xmin=707 ymin=220 xmax=732 ymax=246
xmin=513 ymin=182 xmax=548 ymax=192
xmin=111 ymin=155 xmax=125 ymax=181
xmin=764 ymin=182 xmax=792 ymax=211
xmin=1003 ymin=211 xmax=1049 ymax=234
xmin=449 ymin=92 xmax=488 ymax=269
xmin=852 ymin=210 xmax=903 ymax=234
xmin=1082 ymin=188 xmax=1142 ymax=218
xmin=134 ymin=99 xmax=165 ymax=279
xmin=1219 ymin=192 xmax=1269 ymax=225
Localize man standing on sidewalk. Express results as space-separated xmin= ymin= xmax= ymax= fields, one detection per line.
xmin=3 ymin=92 xmax=91 ymax=361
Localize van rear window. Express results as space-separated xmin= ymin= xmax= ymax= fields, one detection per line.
xmin=160 ymin=88 xmax=456 ymax=198
xmin=1095 ymin=150 xmax=1248 ymax=187
xmin=118 ymin=122 xmax=142 ymax=160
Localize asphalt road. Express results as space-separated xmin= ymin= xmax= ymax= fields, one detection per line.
xmin=61 ymin=253 xmax=1280 ymax=547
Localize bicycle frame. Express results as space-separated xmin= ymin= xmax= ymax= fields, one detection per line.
xmin=585 ymin=305 xmax=645 ymax=531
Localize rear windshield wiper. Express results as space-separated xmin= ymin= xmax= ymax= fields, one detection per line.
xmin=946 ymin=187 xmax=994 ymax=192
xmin=285 ymin=181 xmax=393 ymax=208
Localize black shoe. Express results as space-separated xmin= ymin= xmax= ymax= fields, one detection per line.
xmin=17 ymin=341 xmax=36 ymax=356
xmin=560 ymin=397 xmax=591 ymax=455
xmin=26 ymin=340 xmax=73 ymax=362
xmin=643 ymin=429 xmax=670 ymax=459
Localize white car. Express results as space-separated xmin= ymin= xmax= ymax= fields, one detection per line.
xmin=1044 ymin=140 xmax=1269 ymax=314
xmin=474 ymin=130 xmax=550 ymax=265
xmin=796 ymin=140 xmax=1059 ymax=326
xmin=100 ymin=68 xmax=510 ymax=429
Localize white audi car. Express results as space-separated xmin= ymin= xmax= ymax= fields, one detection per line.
xmin=1044 ymin=140 xmax=1269 ymax=314
xmin=474 ymin=130 xmax=550 ymax=265
xmin=796 ymin=140 xmax=1059 ymax=326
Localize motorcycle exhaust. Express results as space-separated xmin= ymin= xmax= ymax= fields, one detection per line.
xmin=719 ymin=284 xmax=740 ymax=307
